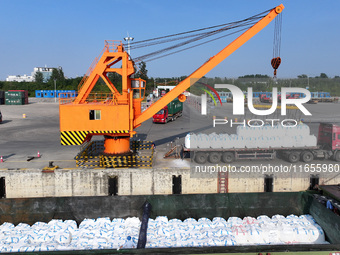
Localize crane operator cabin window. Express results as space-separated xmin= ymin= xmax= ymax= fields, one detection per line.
xmin=131 ymin=80 xmax=145 ymax=99
xmin=89 ymin=110 xmax=101 ymax=120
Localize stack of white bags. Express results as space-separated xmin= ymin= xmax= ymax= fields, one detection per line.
xmin=0 ymin=214 xmax=327 ymax=252
xmin=0 ymin=217 xmax=140 ymax=252
xmin=146 ymin=214 xmax=327 ymax=248
xmin=185 ymin=124 xmax=317 ymax=149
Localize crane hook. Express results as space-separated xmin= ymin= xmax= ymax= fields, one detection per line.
xmin=271 ymin=57 xmax=281 ymax=78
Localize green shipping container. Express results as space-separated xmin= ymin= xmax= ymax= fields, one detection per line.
xmin=5 ymin=91 xmax=24 ymax=99
xmin=5 ymin=91 xmax=25 ymax=105
xmin=5 ymin=98 xmax=25 ymax=105
xmin=167 ymin=98 xmax=183 ymax=115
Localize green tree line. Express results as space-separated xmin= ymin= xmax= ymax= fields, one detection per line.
xmin=188 ymin=74 xmax=340 ymax=96
xmin=1 ymin=66 xmax=339 ymax=97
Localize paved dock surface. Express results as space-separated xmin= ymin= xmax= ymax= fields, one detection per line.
xmin=0 ymin=98 xmax=340 ymax=169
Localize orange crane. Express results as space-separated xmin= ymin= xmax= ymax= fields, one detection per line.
xmin=59 ymin=4 xmax=284 ymax=158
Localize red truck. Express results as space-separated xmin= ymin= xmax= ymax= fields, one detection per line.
xmin=185 ymin=123 xmax=340 ymax=164
xmin=260 ymin=94 xmax=271 ymax=103
xmin=153 ymin=98 xmax=183 ymax=124
xmin=278 ymin=93 xmax=300 ymax=102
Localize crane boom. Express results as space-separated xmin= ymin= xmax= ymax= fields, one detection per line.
xmin=134 ymin=4 xmax=284 ymax=127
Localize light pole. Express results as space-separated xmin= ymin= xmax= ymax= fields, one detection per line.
xmin=54 ymin=79 xmax=57 ymax=103
xmin=307 ymin=75 xmax=309 ymax=87
xmin=124 ymin=35 xmax=134 ymax=58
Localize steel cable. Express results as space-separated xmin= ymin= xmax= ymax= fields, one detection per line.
xmin=122 ymin=8 xmax=273 ymax=63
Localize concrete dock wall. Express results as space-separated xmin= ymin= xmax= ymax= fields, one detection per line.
xmin=0 ymin=168 xmax=340 ymax=198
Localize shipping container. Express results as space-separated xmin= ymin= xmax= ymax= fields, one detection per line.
xmin=8 ymin=90 xmax=28 ymax=98
xmin=5 ymin=97 xmax=26 ymax=105
xmin=5 ymin=91 xmax=24 ymax=98
xmin=167 ymin=97 xmax=183 ymax=115
xmin=5 ymin=91 xmax=26 ymax=105
xmin=8 ymin=90 xmax=28 ymax=104
xmin=0 ymin=91 xmax=4 ymax=105
xmin=35 ymin=90 xmax=77 ymax=98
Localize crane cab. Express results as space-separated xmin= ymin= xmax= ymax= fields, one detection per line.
xmin=131 ymin=78 xmax=145 ymax=122
xmin=131 ymin=78 xmax=145 ymax=100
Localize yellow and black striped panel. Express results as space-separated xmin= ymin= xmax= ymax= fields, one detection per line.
xmin=61 ymin=131 xmax=88 ymax=145
xmin=102 ymin=130 xmax=130 ymax=134
xmin=61 ymin=130 xmax=129 ymax=145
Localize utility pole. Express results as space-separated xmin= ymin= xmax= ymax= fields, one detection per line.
xmin=307 ymin=75 xmax=309 ymax=87
xmin=54 ymin=79 xmax=57 ymax=103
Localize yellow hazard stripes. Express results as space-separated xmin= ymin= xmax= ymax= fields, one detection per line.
xmin=61 ymin=130 xmax=129 ymax=145
xmin=74 ymin=140 xmax=154 ymax=168
xmin=61 ymin=131 xmax=88 ymax=145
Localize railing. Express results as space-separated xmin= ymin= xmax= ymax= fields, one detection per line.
xmin=58 ymin=92 xmax=77 ymax=104
xmin=86 ymin=92 xmax=118 ymax=104
xmin=60 ymin=92 xmax=118 ymax=105
xmin=78 ymin=40 xmax=123 ymax=92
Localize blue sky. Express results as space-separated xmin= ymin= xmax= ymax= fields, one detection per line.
xmin=1 ymin=0 xmax=339 ymax=80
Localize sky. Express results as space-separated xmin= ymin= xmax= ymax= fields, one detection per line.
xmin=1 ymin=0 xmax=339 ymax=80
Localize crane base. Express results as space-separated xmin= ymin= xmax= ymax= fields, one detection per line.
xmin=75 ymin=140 xmax=154 ymax=168
xmin=103 ymin=136 xmax=131 ymax=155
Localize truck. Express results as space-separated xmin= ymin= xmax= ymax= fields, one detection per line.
xmin=278 ymin=93 xmax=300 ymax=103
xmin=153 ymin=98 xmax=183 ymax=123
xmin=260 ymin=93 xmax=271 ymax=103
xmin=184 ymin=122 xmax=340 ymax=164
xmin=260 ymin=93 xmax=299 ymax=103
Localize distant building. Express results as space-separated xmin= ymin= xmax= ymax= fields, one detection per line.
xmin=6 ymin=66 xmax=59 ymax=82
xmin=31 ymin=67 xmax=55 ymax=82
xmin=6 ymin=74 xmax=34 ymax=82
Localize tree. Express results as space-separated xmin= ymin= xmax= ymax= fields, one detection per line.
xmin=50 ymin=67 xmax=65 ymax=82
xmin=320 ymin=73 xmax=328 ymax=78
xmin=135 ymin=61 xmax=148 ymax=81
xmin=298 ymin=74 xmax=307 ymax=78
xmin=34 ymin=71 xmax=44 ymax=84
